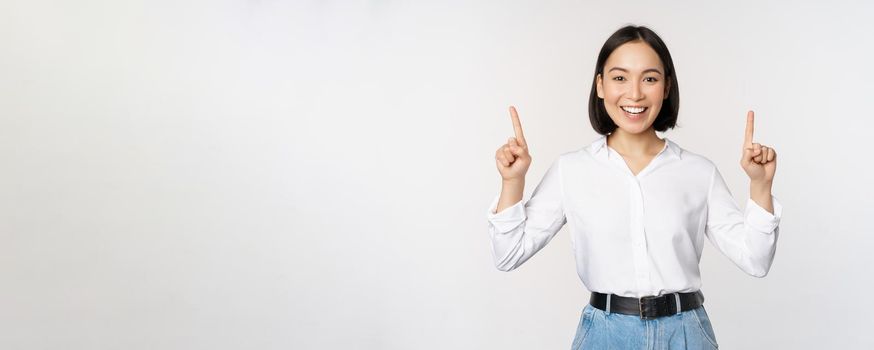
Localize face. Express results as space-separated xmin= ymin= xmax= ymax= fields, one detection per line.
xmin=596 ymin=41 xmax=670 ymax=135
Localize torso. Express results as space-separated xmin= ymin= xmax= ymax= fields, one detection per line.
xmin=560 ymin=139 xmax=717 ymax=298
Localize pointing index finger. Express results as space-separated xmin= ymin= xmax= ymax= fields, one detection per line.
xmin=744 ymin=110 xmax=755 ymax=148
xmin=509 ymin=106 xmax=527 ymax=146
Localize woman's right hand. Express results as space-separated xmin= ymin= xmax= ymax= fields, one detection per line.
xmin=495 ymin=106 xmax=532 ymax=182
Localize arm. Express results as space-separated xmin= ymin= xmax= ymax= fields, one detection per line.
xmin=487 ymin=157 xmax=567 ymax=272
xmin=705 ymin=166 xmax=783 ymax=277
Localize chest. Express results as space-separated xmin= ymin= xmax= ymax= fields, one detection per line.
xmin=561 ymin=162 xmax=711 ymax=238
xmin=620 ymin=155 xmax=658 ymax=176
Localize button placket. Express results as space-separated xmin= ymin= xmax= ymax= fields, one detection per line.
xmin=629 ymin=176 xmax=650 ymax=290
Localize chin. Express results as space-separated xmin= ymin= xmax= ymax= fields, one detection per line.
xmin=611 ymin=117 xmax=655 ymax=134
xmin=617 ymin=125 xmax=652 ymax=134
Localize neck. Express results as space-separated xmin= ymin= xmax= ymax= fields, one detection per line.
xmin=606 ymin=128 xmax=664 ymax=156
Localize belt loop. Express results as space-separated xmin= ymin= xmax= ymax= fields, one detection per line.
xmin=674 ymin=292 xmax=682 ymax=314
xmin=606 ymin=294 xmax=611 ymax=315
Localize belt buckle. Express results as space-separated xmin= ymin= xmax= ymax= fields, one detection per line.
xmin=638 ymin=295 xmax=657 ymax=320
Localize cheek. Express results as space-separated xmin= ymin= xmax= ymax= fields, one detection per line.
xmin=604 ymin=85 xmax=624 ymax=102
xmin=647 ymin=84 xmax=666 ymax=98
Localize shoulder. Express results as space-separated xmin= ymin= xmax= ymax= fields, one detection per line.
xmin=678 ymin=150 xmax=718 ymax=172
xmin=560 ymin=135 xmax=607 ymax=161
xmin=667 ymin=138 xmax=718 ymax=172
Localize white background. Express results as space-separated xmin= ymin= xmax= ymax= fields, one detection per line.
xmin=2 ymin=0 xmax=872 ymax=349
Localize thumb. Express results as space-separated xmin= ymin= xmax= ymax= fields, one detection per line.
xmin=508 ymin=143 xmax=525 ymax=157
xmin=742 ymin=146 xmax=761 ymax=165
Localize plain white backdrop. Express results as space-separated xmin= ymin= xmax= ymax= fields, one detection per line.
xmin=2 ymin=0 xmax=873 ymax=349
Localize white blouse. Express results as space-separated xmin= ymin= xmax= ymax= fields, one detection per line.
xmin=486 ymin=135 xmax=783 ymax=298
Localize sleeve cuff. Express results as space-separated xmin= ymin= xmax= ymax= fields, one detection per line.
xmin=745 ymin=195 xmax=783 ymax=233
xmin=487 ymin=194 xmax=526 ymax=234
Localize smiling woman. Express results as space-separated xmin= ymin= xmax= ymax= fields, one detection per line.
xmin=589 ymin=27 xmax=679 ymax=137
xmin=489 ymin=24 xmax=783 ymax=350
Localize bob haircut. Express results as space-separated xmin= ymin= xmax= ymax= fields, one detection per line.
xmin=588 ymin=25 xmax=680 ymax=135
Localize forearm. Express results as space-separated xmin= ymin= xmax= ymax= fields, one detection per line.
xmin=495 ymin=179 xmax=525 ymax=213
xmin=750 ymin=180 xmax=774 ymax=214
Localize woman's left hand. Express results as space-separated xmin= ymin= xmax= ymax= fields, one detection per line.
xmin=740 ymin=110 xmax=777 ymax=183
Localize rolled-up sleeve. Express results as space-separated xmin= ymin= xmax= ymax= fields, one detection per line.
xmin=486 ymin=157 xmax=567 ymax=272
xmin=704 ymin=165 xmax=783 ymax=278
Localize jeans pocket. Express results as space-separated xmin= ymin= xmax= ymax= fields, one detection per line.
xmin=692 ymin=305 xmax=719 ymax=348
xmin=571 ymin=304 xmax=595 ymax=350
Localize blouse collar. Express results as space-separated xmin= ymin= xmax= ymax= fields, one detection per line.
xmin=588 ymin=135 xmax=682 ymax=161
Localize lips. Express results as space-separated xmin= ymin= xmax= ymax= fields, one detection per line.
xmin=620 ymin=106 xmax=647 ymax=121
xmin=620 ymin=106 xmax=647 ymax=114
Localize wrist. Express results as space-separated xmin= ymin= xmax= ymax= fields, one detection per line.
xmin=502 ymin=178 xmax=525 ymax=186
xmin=750 ymin=180 xmax=773 ymax=194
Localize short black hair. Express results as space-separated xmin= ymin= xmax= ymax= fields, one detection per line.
xmin=588 ymin=25 xmax=680 ymax=135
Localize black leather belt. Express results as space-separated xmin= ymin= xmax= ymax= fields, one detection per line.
xmin=589 ymin=290 xmax=705 ymax=320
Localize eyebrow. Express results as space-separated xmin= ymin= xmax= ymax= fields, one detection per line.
xmin=608 ymin=67 xmax=663 ymax=75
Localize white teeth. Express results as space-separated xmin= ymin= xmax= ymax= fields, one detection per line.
xmin=621 ymin=106 xmax=646 ymax=114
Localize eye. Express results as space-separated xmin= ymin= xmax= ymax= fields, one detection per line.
xmin=612 ymin=76 xmax=625 ymax=81
xmin=645 ymin=77 xmax=659 ymax=83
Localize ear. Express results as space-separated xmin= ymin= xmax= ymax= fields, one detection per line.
xmin=596 ymin=74 xmax=604 ymax=99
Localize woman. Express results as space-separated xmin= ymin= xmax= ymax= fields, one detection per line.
xmin=487 ymin=25 xmax=781 ymax=349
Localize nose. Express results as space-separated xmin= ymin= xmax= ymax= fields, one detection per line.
xmin=629 ymin=80 xmax=644 ymax=101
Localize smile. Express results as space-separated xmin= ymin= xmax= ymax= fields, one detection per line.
xmin=620 ymin=106 xmax=647 ymax=114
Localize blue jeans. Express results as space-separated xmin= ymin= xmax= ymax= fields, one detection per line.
xmin=571 ymin=303 xmax=719 ymax=349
